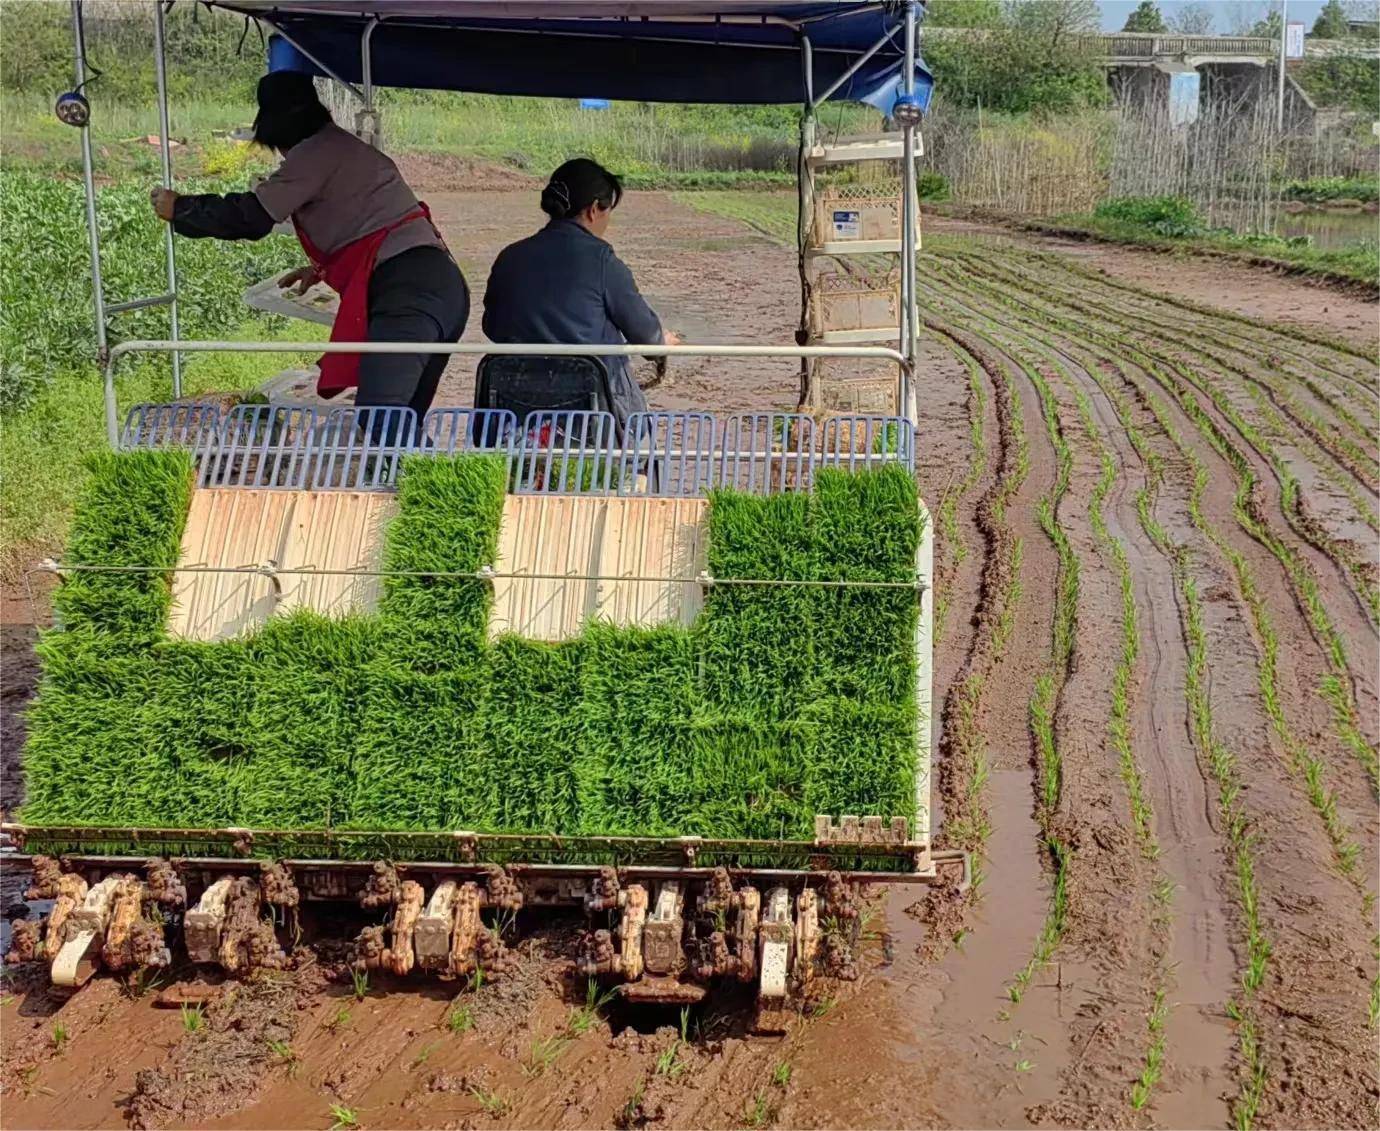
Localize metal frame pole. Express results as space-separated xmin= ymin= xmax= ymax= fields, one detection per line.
xmin=359 ymin=16 xmax=381 ymax=146
xmin=900 ymin=0 xmax=919 ymax=424
xmin=1275 ymin=0 xmax=1288 ymax=132
xmin=152 ymin=2 xmax=182 ymax=397
xmin=797 ymin=34 xmax=816 ymax=407
xmin=102 ymin=340 xmax=915 ymax=446
xmin=71 ymin=0 xmax=108 ymax=362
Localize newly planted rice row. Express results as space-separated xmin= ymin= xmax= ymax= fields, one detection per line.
xmin=944 ymin=258 xmax=1379 ymax=793
xmin=923 ymin=323 xmax=1029 ymax=862
xmin=922 ymin=282 xmax=1181 ymax=1112
xmin=922 ymin=261 xmax=1366 ymax=878
xmin=954 ymin=253 xmax=1380 ymax=629
xmin=963 ymin=251 xmax=1378 ymax=477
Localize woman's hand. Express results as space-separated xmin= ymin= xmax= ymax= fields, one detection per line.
xmin=663 ymin=329 xmax=684 ymax=346
xmin=278 ymin=265 xmax=322 ymax=295
xmin=149 ymin=187 xmax=179 ymax=222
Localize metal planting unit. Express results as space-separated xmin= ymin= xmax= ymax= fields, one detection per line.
xmin=5 ymin=397 xmax=963 ymax=1017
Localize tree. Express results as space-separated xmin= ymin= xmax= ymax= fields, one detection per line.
xmin=923 ymin=0 xmax=1107 ymax=112
xmin=1167 ymin=2 xmax=1214 ymax=34
xmin=924 ymin=0 xmax=1003 ymax=27
xmin=1122 ymin=1 xmax=1168 ymax=32
xmin=1311 ymin=0 xmax=1349 ymax=37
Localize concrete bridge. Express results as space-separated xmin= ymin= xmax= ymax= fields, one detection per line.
xmin=925 ymin=27 xmax=1377 ymax=129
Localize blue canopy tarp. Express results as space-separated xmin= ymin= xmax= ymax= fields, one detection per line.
xmin=216 ymin=2 xmax=931 ymax=109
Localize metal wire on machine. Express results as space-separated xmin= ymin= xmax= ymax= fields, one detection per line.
xmin=32 ymin=560 xmax=929 ymax=593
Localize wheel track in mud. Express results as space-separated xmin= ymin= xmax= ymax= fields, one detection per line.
xmin=922 ymin=324 xmax=1025 ymax=864
xmin=918 ymin=253 xmax=1378 ymax=1128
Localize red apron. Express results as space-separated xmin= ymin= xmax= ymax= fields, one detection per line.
xmin=293 ymin=203 xmax=443 ymax=397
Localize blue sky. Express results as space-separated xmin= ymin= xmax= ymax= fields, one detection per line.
xmin=1097 ymin=1 xmax=1336 ymax=33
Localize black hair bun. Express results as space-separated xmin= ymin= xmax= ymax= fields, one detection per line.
xmin=542 ymin=158 xmax=622 ymax=220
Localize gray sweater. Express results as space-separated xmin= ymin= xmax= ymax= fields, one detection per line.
xmin=482 ymin=219 xmax=663 ymax=424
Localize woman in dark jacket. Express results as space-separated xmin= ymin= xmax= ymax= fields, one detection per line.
xmin=482 ymin=158 xmax=679 ymax=427
xmin=149 ymin=71 xmax=467 ymax=426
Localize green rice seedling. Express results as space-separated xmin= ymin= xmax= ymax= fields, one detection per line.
xmin=743 ymin=1092 xmax=774 ymax=1128
xmin=469 ymin=1086 xmax=509 ymax=1117
xmin=656 ymin=1039 xmax=687 ymax=1078
xmin=568 ymin=979 xmax=616 ymax=1036
xmin=410 ymin=1042 xmax=438 ymax=1069
xmin=1014 ymin=1059 xmax=1034 ymax=1073
xmin=524 ymin=1034 xmax=568 ymax=1077
xmin=267 ymin=1038 xmax=299 ymax=1076
xmin=618 ymin=1081 xmax=647 ymax=1128
xmin=22 ymin=454 xmax=923 ymax=851
xmin=181 ymin=1004 xmax=204 ymax=1034
xmin=51 ymin=1022 xmax=69 ymax=1051
xmin=446 ymin=1004 xmax=474 ymax=1034
xmin=329 ymin=1006 xmax=352 ymax=1030
xmin=771 ymin=1062 xmax=792 ymax=1088
xmin=809 ymin=997 xmax=836 ymax=1020
xmin=350 ymin=968 xmax=369 ymax=1002
xmin=329 ymin=1103 xmax=360 ymax=1130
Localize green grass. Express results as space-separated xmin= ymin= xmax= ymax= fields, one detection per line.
xmin=0 ymin=319 xmax=321 ymax=581
xmin=22 ymin=455 xmax=923 ymax=843
xmin=1035 ymin=212 xmax=1380 ymax=291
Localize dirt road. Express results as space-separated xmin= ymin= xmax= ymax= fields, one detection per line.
xmin=2 ymin=180 xmax=1376 ymax=1130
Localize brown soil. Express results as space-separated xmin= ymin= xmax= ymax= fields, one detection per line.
xmin=2 ymin=192 xmax=1377 ymax=1130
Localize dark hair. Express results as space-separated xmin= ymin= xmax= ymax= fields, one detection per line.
xmin=540 ymin=158 xmax=623 ymax=220
xmin=252 ymin=71 xmax=332 ymax=152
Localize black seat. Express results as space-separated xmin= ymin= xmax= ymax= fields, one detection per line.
xmin=473 ymin=355 xmax=617 ymax=445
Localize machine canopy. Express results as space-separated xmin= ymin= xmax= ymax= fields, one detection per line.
xmin=213 ymin=2 xmax=932 ymax=109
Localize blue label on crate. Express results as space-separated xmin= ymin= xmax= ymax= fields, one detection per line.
xmin=831 ymin=210 xmax=862 ymax=239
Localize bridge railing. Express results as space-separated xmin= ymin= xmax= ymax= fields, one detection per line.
xmin=1089 ymin=33 xmax=1277 ymax=58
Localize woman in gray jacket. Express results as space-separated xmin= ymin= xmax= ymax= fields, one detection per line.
xmin=482 ymin=159 xmax=680 ymax=427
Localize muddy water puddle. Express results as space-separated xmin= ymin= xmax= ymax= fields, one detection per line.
xmin=872 ymin=771 xmax=1064 ymax=1128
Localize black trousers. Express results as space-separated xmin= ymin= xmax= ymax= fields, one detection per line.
xmin=356 ymin=246 xmax=468 ymax=430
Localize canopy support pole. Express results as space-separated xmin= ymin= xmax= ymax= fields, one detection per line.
xmin=153 ymin=1 xmax=183 ymax=397
xmin=71 ymin=0 xmax=108 ymax=366
xmin=899 ymin=0 xmax=919 ymax=423
xmin=359 ymin=16 xmax=381 ymax=146
xmin=796 ymin=33 xmax=816 ymax=409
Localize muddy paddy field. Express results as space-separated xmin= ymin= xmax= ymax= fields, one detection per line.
xmin=2 ymin=179 xmax=1377 ymax=1130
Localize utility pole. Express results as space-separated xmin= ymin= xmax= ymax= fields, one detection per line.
xmin=1276 ymin=0 xmax=1288 ymax=132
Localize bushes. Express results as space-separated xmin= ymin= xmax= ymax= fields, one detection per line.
xmin=0 ymin=172 xmax=300 ymax=413
xmin=1093 ymin=195 xmax=1204 ymax=236
xmin=1281 ymin=176 xmax=1380 ymax=205
xmin=22 ymin=456 xmax=923 ymax=842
